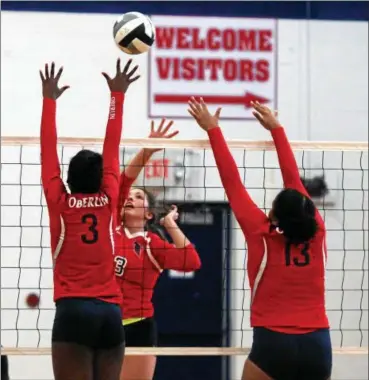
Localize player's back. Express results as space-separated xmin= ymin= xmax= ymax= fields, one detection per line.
xmin=52 ymin=191 xmax=120 ymax=303
xmin=251 ymin=226 xmax=328 ymax=329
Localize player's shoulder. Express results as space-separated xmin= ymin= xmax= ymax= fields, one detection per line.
xmin=147 ymin=231 xmax=165 ymax=243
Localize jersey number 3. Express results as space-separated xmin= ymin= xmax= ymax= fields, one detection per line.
xmin=81 ymin=214 xmax=98 ymax=244
xmin=285 ymin=242 xmax=310 ymax=267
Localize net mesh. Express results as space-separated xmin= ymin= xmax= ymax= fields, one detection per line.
xmin=1 ymin=139 xmax=368 ymax=356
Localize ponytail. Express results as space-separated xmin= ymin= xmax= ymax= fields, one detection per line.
xmin=278 ymin=216 xmax=318 ymax=245
xmin=145 ymin=216 xmax=167 ymax=241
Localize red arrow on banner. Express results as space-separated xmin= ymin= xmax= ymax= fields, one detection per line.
xmin=154 ymin=92 xmax=270 ymax=109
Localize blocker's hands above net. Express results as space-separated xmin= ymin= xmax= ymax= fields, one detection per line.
xmin=146 ymin=119 xmax=179 ymax=153
xmin=102 ymin=58 xmax=140 ymax=93
xmin=40 ymin=62 xmax=70 ymax=100
xmin=251 ymin=101 xmax=280 ymax=131
xmin=188 ymin=97 xmax=221 ymax=131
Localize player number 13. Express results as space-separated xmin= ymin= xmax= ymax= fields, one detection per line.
xmin=285 ymin=242 xmax=310 ymax=267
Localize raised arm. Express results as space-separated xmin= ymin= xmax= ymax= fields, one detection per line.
xmin=39 ymin=63 xmax=69 ymax=205
xmin=101 ymin=91 xmax=124 ymax=200
xmin=252 ymin=101 xmax=325 ymax=228
xmin=124 ymin=119 xmax=178 ymax=180
xmin=188 ymin=98 xmax=266 ymax=237
xmin=271 ymin=127 xmax=309 ymax=196
xmin=117 ymin=119 xmax=178 ymax=222
xmin=101 ymin=59 xmax=140 ymax=202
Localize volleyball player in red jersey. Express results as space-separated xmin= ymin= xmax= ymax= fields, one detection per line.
xmin=40 ymin=59 xmax=139 ymax=380
xmin=188 ymin=98 xmax=332 ymax=380
xmin=113 ymin=120 xmax=201 ymax=380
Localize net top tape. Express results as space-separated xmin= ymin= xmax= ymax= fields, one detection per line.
xmin=2 ymin=136 xmax=368 ymax=151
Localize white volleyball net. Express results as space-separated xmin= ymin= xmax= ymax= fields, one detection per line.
xmin=1 ymin=137 xmax=368 ymax=379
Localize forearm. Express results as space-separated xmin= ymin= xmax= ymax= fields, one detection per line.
xmin=271 ymin=127 xmax=325 ymax=226
xmin=207 ymin=127 xmax=266 ymax=231
xmin=102 ymin=92 xmax=124 ymax=169
xmin=124 ymin=149 xmax=154 ymax=179
xmin=271 ymin=127 xmax=310 ymax=197
xmin=40 ymin=98 xmax=60 ymax=181
xmin=164 ymin=220 xmax=190 ymax=248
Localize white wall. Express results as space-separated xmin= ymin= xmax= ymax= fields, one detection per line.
xmin=1 ymin=11 xmax=368 ymax=380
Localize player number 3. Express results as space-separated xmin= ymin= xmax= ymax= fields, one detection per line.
xmin=81 ymin=214 xmax=99 ymax=244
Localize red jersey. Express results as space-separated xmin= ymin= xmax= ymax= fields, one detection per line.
xmin=40 ymin=93 xmax=124 ymax=304
xmin=208 ymin=126 xmax=329 ymax=333
xmin=114 ymin=174 xmax=201 ymax=319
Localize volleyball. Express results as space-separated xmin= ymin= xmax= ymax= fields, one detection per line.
xmin=113 ymin=12 xmax=155 ymax=55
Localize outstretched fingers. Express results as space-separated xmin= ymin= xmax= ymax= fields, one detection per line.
xmin=45 ymin=64 xmax=50 ymax=80
xmin=127 ymin=65 xmax=139 ymax=79
xmin=199 ymin=97 xmax=209 ymax=112
xmin=41 ymin=62 xmax=64 ymax=82
xmin=128 ymin=74 xmax=140 ymax=84
xmin=214 ymin=107 xmax=222 ymax=119
xmin=116 ymin=58 xmax=122 ymax=75
xmin=187 ymin=108 xmax=198 ymax=120
xmin=252 ymin=110 xmax=264 ymax=124
xmin=59 ymin=85 xmax=70 ymax=96
xmin=161 ymin=120 xmax=174 ymax=136
xmin=122 ymin=59 xmax=132 ymax=74
xmin=55 ymin=67 xmax=64 ymax=83
xmin=101 ymin=72 xmax=111 ymax=83
xmin=39 ymin=70 xmax=45 ymax=82
xmin=50 ymin=62 xmax=55 ymax=78
xmin=165 ymin=130 xmax=179 ymax=139
xmin=156 ymin=119 xmax=166 ymax=133
xmin=188 ymin=98 xmax=202 ymax=116
xmin=251 ymin=101 xmax=270 ymax=115
xmin=126 ymin=64 xmax=140 ymax=84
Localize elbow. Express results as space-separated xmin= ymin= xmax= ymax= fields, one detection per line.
xmin=193 ymin=256 xmax=202 ymax=271
xmin=177 ymin=246 xmax=202 ymax=272
xmin=182 ymin=259 xmax=201 ymax=272
xmin=187 ymin=250 xmax=202 ymax=271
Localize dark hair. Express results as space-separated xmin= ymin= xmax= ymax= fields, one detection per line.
xmin=134 ymin=187 xmax=168 ymax=240
xmin=272 ymin=188 xmax=318 ymax=245
xmin=67 ymin=149 xmax=103 ymax=194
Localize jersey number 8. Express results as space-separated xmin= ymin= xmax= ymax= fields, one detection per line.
xmin=115 ymin=256 xmax=127 ymax=277
xmin=81 ymin=214 xmax=99 ymax=244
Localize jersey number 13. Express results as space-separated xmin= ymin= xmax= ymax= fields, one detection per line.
xmin=285 ymin=242 xmax=310 ymax=267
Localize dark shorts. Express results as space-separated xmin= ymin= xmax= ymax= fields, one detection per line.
xmin=124 ymin=318 xmax=158 ymax=347
xmin=1 ymin=354 xmax=9 ymax=380
xmin=249 ymin=327 xmax=332 ymax=380
xmin=52 ymin=297 xmax=124 ymax=350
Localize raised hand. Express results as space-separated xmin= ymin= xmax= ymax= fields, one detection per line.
xmin=146 ymin=119 xmax=179 ymax=153
xmin=251 ymin=101 xmax=280 ymax=130
xmin=102 ymin=58 xmax=140 ymax=93
xmin=188 ymin=97 xmax=221 ymax=131
xmin=160 ymin=205 xmax=179 ymax=227
xmin=40 ymin=62 xmax=70 ymax=100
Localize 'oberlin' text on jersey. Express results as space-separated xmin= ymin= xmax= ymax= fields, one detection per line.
xmin=68 ymin=195 xmax=109 ymax=208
